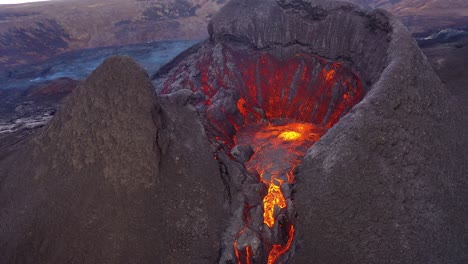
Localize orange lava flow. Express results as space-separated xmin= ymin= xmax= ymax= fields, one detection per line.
xmin=236 ymin=121 xmax=327 ymax=263
xmin=263 ymin=178 xmax=287 ymax=228
xmin=268 ymin=225 xmax=295 ymax=264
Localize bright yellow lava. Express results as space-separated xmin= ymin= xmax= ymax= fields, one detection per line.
xmin=263 ymin=179 xmax=287 ymax=228
xmin=278 ymin=131 xmax=301 ymax=141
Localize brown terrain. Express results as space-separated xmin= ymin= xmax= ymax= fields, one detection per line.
xmin=0 ymin=0 xmax=467 ymax=70
xmin=0 ymin=0 xmax=227 ymax=69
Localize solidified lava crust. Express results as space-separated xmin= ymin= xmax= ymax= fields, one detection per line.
xmin=160 ymin=45 xmax=364 ymax=263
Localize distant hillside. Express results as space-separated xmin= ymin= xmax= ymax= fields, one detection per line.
xmin=0 ymin=0 xmax=466 ymax=70
xmin=347 ymin=0 xmax=468 ymax=32
xmin=347 ymin=0 xmax=468 ymax=11
xmin=0 ymin=0 xmax=226 ymax=69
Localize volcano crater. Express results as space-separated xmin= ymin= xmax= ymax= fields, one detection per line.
xmin=152 ymin=0 xmax=466 ymax=263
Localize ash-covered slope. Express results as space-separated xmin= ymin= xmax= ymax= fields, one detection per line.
xmin=154 ymin=0 xmax=467 ymax=263
xmin=0 ymin=56 xmax=224 ymax=263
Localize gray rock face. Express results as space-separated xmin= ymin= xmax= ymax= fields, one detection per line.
xmin=156 ymin=88 xmax=226 ymax=263
xmin=231 ymin=145 xmax=254 ymax=163
xmin=0 ymin=56 xmax=224 ymax=263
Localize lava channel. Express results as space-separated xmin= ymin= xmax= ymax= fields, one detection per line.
xmin=234 ymin=121 xmax=327 ymax=263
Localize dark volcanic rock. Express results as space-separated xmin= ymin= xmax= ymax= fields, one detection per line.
xmin=0 ymin=56 xmax=224 ymax=263
xmin=156 ymin=87 xmax=226 ymax=263
xmin=27 ymin=77 xmax=79 ymax=97
xmin=231 ymin=144 xmax=254 ymax=163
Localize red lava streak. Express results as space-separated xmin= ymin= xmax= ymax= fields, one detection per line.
xmin=160 ymin=46 xmax=364 ymax=263
xmin=268 ymin=225 xmax=295 ymax=264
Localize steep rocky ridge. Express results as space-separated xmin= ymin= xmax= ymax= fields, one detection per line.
xmin=0 ymin=56 xmax=224 ymax=263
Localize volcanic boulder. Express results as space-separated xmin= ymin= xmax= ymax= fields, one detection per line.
xmin=153 ymin=0 xmax=467 ymax=263
xmin=0 ymin=56 xmax=224 ymax=263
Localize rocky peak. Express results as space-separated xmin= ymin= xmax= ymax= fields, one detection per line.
xmin=36 ymin=55 xmax=161 ymax=190
xmin=0 ymin=55 xmax=224 ymax=263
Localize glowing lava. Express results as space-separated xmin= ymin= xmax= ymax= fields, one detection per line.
xmin=278 ymin=131 xmax=301 ymax=141
xmin=237 ymin=122 xmax=325 ymax=183
xmin=268 ymin=225 xmax=295 ymax=264
xmin=160 ymin=47 xmax=364 ymax=263
xmin=235 ymin=121 xmax=327 ymax=263
xmin=263 ymin=178 xmax=287 ymax=228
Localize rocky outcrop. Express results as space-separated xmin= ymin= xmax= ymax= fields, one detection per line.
xmin=0 ymin=56 xmax=224 ymax=263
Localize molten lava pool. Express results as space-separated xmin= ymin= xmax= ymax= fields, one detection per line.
xmin=234 ymin=121 xmax=327 ymax=263
xmin=236 ymin=121 xmax=327 ymax=185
